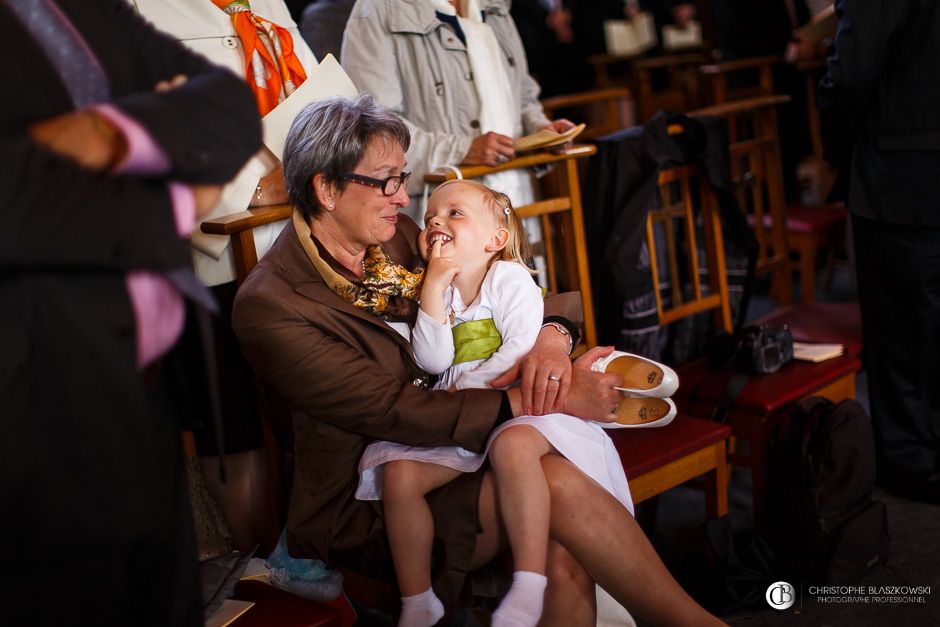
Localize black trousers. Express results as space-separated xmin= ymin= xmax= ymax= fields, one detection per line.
xmin=853 ymin=214 xmax=940 ymax=477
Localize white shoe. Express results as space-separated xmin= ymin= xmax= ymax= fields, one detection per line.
xmin=598 ymin=395 xmax=676 ymax=429
xmin=591 ymin=350 xmax=679 ymax=398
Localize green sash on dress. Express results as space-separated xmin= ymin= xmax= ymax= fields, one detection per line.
xmin=451 ymin=318 xmax=503 ymax=365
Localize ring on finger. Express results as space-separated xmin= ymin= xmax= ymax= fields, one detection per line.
xmin=548 ymin=373 xmax=561 ymax=382
xmin=497 ymin=154 xmax=509 ymax=164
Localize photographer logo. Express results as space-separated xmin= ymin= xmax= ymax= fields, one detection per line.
xmin=766 ymin=581 xmax=796 ymax=610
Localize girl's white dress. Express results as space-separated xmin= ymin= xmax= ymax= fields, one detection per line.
xmin=356 ymin=261 xmax=633 ymax=513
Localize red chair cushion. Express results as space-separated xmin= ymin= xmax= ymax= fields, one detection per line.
xmin=608 ymin=415 xmax=730 ymax=478
xmin=675 ymin=353 xmax=862 ymax=417
xmin=747 ymin=203 xmax=847 ymax=234
xmin=785 ymin=203 xmax=847 ymax=234
xmin=231 ymin=580 xmax=343 ymax=627
xmin=753 ymin=302 xmax=862 ymax=357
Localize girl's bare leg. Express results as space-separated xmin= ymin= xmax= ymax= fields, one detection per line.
xmin=382 ymin=460 xmax=462 ymax=595
xmin=487 ymin=426 xmax=554 ymax=574
xmin=471 ymin=470 xmax=598 ymax=626
xmin=541 ymin=455 xmax=725 ymax=627
xmin=487 ymin=426 xmax=556 ymax=627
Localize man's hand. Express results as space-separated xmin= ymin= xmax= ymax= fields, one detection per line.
xmin=545 ymin=8 xmax=573 ymax=43
xmin=418 ymin=239 xmax=460 ymax=324
xmin=462 ymin=132 xmax=516 ymax=166
xmin=29 ymin=110 xmax=125 ymax=171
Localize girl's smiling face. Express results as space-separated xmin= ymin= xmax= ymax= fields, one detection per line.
xmin=419 ymin=182 xmax=508 ymax=271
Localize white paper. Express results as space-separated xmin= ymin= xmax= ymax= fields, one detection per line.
xmin=662 ymin=20 xmax=702 ymax=51
xmin=261 ymin=54 xmax=359 ymax=159
xmin=793 ymin=342 xmax=844 ymax=363
xmin=604 ymin=13 xmax=657 ymax=57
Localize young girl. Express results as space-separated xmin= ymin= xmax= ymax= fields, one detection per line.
xmin=355 ymin=180 xmax=665 ymax=627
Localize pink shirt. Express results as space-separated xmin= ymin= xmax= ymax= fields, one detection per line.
xmin=94 ymin=104 xmax=196 ymax=368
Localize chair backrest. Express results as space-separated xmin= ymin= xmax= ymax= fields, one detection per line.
xmin=201 ymin=204 xmax=292 ymax=284
xmin=699 ymin=55 xmax=779 ymax=105
xmin=424 ymin=145 xmax=599 ymax=347
xmin=541 ymin=87 xmax=632 ymax=141
xmin=645 ymin=140 xmax=733 ymax=333
xmin=690 ymin=95 xmax=794 ymax=304
xmin=632 ymin=52 xmax=708 ymax=122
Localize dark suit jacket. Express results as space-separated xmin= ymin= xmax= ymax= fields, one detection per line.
xmin=233 ymin=212 xmax=503 ymax=608
xmin=0 ymin=1 xmax=260 ymax=625
xmin=818 ymin=0 xmax=940 ymax=225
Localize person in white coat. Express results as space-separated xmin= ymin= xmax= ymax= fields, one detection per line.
xmin=341 ymin=0 xmax=574 ymax=224
xmin=132 ymin=0 xmax=319 ymax=553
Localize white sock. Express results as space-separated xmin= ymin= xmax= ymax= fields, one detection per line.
xmin=398 ymin=587 xmax=444 ymax=627
xmin=491 ymin=571 xmax=548 ymax=627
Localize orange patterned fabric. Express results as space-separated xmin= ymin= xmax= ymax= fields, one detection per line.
xmin=211 ymin=0 xmax=307 ymax=115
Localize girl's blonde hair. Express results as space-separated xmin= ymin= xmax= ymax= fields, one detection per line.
xmin=431 ymin=179 xmax=533 ymax=271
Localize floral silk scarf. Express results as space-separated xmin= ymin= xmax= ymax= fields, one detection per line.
xmin=293 ymin=211 xmax=424 ymax=320
xmin=211 ymin=0 xmax=307 ymax=115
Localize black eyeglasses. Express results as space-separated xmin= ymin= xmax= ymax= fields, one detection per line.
xmin=338 ymin=171 xmax=411 ymax=196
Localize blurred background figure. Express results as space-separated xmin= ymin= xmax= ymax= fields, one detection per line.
xmin=0 ymin=0 xmax=260 ymax=624
xmin=819 ymin=0 xmax=940 ymax=503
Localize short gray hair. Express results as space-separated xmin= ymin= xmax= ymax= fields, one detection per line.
xmin=283 ymin=94 xmax=411 ymax=220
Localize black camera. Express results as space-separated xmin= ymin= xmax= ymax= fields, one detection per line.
xmin=737 ymin=324 xmax=794 ymax=374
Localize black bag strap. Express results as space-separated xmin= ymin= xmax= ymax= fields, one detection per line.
xmin=711 ymin=373 xmax=750 ymax=424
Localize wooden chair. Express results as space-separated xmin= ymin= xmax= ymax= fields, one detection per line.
xmin=540 ymin=87 xmax=632 ymax=141
xmin=424 ymin=145 xmax=599 ymax=347
xmin=691 ymin=95 xmax=847 ymax=303
xmin=608 ymin=160 xmax=734 ymax=519
xmin=631 ymin=52 xmax=708 ymax=122
xmin=691 ymin=95 xmax=795 ymax=304
xmin=699 ymin=55 xmax=779 ymax=106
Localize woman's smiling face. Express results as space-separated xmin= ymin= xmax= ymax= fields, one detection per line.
xmin=331 ymin=134 xmax=409 ymax=249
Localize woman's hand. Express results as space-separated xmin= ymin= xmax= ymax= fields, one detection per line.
xmin=250 ymin=163 xmax=289 ymax=207
xmin=542 ymin=118 xmax=577 ymax=153
xmin=491 ymin=324 xmax=572 ymax=415
xmin=542 ymin=119 xmax=576 ymax=134
xmin=462 ymin=131 xmax=516 ymax=166
xmin=563 ymin=346 xmax=624 ymax=424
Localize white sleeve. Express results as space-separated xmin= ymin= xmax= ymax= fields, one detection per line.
xmin=453 ymin=262 xmax=544 ymax=390
xmin=411 ymin=308 xmax=456 ymax=375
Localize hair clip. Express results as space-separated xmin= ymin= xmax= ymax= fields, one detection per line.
xmin=503 ymin=206 xmax=512 ymax=215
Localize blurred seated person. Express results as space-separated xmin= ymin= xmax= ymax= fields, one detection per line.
xmin=570 ymin=0 xmax=700 ymax=59
xmin=341 ymin=0 xmax=575 ymax=222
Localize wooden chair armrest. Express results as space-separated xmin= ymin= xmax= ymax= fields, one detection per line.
xmin=689 ymin=94 xmax=791 ymax=118
xmin=200 ymin=204 xmax=293 ymax=236
xmin=422 ymin=145 xmax=597 ymax=183
xmin=699 ymin=55 xmax=781 ymax=75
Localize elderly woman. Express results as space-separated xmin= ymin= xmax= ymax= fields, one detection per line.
xmin=341 ymin=0 xmax=574 ymax=221
xmin=233 ymin=96 xmax=722 ymax=626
